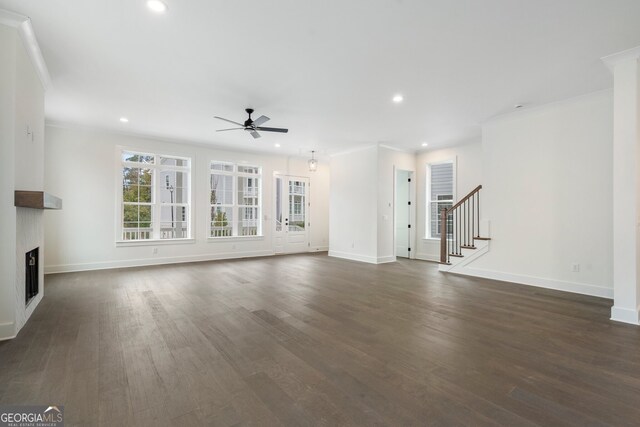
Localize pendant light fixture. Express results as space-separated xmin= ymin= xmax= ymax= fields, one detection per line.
xmin=308 ymin=150 xmax=318 ymax=172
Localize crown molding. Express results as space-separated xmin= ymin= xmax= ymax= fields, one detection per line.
xmin=482 ymin=88 xmax=612 ymax=126
xmin=329 ymin=143 xmax=379 ymax=158
xmin=602 ymin=46 xmax=640 ymax=72
xmin=378 ymin=144 xmax=417 ymax=154
xmin=0 ymin=9 xmax=51 ymax=90
xmin=0 ymin=9 xmax=24 ymax=27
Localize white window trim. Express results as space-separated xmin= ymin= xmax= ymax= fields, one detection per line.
xmin=115 ymin=147 xmax=193 ymax=245
xmin=209 ymin=161 xmax=263 ymax=239
xmin=425 ymin=158 xmax=456 ymax=240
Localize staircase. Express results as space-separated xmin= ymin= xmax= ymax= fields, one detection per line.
xmin=439 ymin=185 xmax=491 ymax=272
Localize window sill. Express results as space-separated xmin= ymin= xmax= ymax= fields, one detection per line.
xmin=207 ymin=236 xmax=264 ymax=242
xmin=422 ymin=237 xmax=441 ymax=241
xmin=116 ymin=238 xmax=195 ymax=247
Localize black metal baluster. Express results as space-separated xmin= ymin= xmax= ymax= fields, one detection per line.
xmin=477 ymin=192 xmax=480 ymax=238
xmin=465 ymin=200 xmax=468 ymax=246
xmin=457 ymin=207 xmax=460 ymax=254
xmin=462 ymin=202 xmax=465 ymax=247
xmin=471 ymin=195 xmax=474 ymax=244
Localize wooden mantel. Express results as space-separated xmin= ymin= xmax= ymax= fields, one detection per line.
xmin=15 ymin=191 xmax=62 ymax=210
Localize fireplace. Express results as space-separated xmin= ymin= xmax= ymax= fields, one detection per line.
xmin=25 ymin=247 xmax=39 ymax=306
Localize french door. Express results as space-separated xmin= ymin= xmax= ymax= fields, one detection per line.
xmin=274 ymin=175 xmax=309 ymax=254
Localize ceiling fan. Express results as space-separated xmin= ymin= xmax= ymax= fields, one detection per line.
xmin=214 ymin=108 xmax=289 ymax=139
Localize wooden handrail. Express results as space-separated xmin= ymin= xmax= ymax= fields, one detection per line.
xmin=440 ymin=185 xmax=483 ymax=264
xmin=445 ymin=185 xmax=482 ymax=214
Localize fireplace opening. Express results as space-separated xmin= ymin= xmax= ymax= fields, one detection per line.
xmin=25 ymin=247 xmax=39 ymax=306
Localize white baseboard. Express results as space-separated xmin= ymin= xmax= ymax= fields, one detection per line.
xmin=0 ymin=322 xmax=16 ymax=341
xmin=611 ymin=306 xmax=640 ymax=325
xmin=328 ymin=251 xmax=379 ymax=264
xmin=44 ymin=250 xmax=275 ymax=274
xmin=415 ymin=252 xmax=440 ymax=262
xmin=377 ymin=255 xmax=396 ymax=264
xmin=451 ymin=267 xmax=613 ymax=299
xmin=309 ymin=246 xmax=329 ymax=252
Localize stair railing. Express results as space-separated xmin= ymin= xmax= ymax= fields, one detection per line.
xmin=440 ymin=185 xmax=482 ymax=264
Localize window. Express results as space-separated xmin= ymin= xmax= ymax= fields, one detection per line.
xmin=120 ymin=150 xmax=191 ymax=241
xmin=427 ymin=161 xmax=454 ymax=239
xmin=210 ymin=162 xmax=262 ymax=238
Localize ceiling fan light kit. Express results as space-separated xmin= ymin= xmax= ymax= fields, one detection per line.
xmin=214 ymin=108 xmax=289 ymax=139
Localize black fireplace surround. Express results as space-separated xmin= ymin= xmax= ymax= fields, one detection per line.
xmin=25 ymin=247 xmax=38 ymax=305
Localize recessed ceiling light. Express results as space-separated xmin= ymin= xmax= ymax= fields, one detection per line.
xmin=146 ymin=0 xmax=167 ymax=13
xmin=392 ymin=94 xmax=404 ymax=103
xmin=274 ymin=143 xmax=281 ymax=148
xmin=421 ymin=142 xmax=428 ymax=147
xmin=119 ymin=117 xmax=129 ymax=123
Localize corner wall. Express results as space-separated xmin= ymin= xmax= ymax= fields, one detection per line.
xmin=329 ymin=146 xmax=379 ymax=262
xmin=329 ymin=145 xmax=415 ymax=263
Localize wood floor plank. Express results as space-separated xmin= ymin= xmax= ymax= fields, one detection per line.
xmin=1 ymin=253 xmax=640 ymax=426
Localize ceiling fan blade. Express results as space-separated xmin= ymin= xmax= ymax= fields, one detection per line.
xmin=252 ymin=115 xmax=270 ymax=127
xmin=214 ymin=116 xmax=244 ymax=126
xmin=216 ymin=127 xmax=245 ymax=132
xmin=250 ymin=130 xmax=261 ymax=139
xmin=256 ymin=126 xmax=289 ymax=133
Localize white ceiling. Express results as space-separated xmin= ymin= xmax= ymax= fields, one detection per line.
xmin=2 ymin=0 xmax=640 ymax=156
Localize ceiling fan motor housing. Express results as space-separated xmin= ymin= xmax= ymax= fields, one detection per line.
xmin=244 ymin=108 xmax=254 ymax=127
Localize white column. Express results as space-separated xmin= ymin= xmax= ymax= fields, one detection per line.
xmin=604 ymin=47 xmax=640 ymax=324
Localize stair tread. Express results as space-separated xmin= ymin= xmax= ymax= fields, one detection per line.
xmin=473 ymin=237 xmax=491 ymax=241
xmin=461 ymin=245 xmax=476 ymax=249
xmin=449 ymin=253 xmax=464 ymax=258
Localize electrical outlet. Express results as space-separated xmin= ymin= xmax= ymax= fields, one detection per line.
xmin=571 ymin=263 xmax=580 ymax=272
xmin=351 ymin=242 xmax=354 ymax=248
xmin=152 ymin=247 xmax=158 ymax=255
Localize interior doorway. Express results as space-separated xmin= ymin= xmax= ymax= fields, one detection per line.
xmin=274 ymin=174 xmax=310 ymax=254
xmin=395 ymin=169 xmax=413 ymax=258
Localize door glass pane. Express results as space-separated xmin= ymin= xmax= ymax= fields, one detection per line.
xmin=288 ymin=180 xmax=305 ymax=231
xmin=275 ymin=177 xmax=282 ymax=232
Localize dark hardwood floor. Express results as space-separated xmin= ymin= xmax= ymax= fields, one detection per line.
xmin=1 ymin=253 xmax=639 ymax=426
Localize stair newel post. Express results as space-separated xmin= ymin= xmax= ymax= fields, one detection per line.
xmin=440 ymin=207 xmax=448 ymax=264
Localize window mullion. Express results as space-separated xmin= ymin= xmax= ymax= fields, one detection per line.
xmin=152 ymin=166 xmax=161 ymax=240
xmin=232 ymin=174 xmax=238 ymax=237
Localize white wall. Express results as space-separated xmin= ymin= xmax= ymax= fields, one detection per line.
xmin=14 ymin=25 xmax=46 ymax=333
xmin=415 ymin=141 xmax=483 ymax=261
xmin=329 ymin=146 xmax=379 ymax=262
xmin=0 ymin=24 xmax=18 ymax=339
xmin=468 ymin=90 xmax=613 ymax=297
xmin=44 ymin=125 xmax=330 ymax=272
